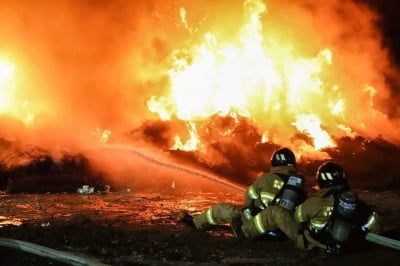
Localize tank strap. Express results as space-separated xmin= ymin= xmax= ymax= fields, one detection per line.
xmin=321 ymin=188 xmax=356 ymax=242
xmin=269 ymin=173 xmax=290 ymax=206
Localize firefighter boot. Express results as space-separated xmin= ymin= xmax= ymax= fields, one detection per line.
xmin=230 ymin=216 xmax=245 ymax=240
xmin=177 ymin=211 xmax=195 ymax=228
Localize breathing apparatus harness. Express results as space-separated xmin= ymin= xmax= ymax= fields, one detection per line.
xmin=273 ymin=173 xmax=306 ymax=212
xmin=243 ymin=173 xmax=306 ymax=237
xmin=309 ymin=186 xmax=358 ymax=255
xmin=246 ymin=173 xmax=306 ymax=214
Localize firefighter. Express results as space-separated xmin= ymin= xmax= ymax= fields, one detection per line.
xmin=293 ymin=161 xmax=382 ymax=254
xmin=232 ymin=161 xmax=382 ymax=252
xmin=178 ymin=147 xmax=306 ymax=235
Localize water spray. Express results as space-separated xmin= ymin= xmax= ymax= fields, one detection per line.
xmin=100 ymin=145 xmax=246 ymax=193
xmin=94 ymin=146 xmax=400 ymax=251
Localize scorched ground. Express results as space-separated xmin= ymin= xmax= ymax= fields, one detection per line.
xmin=0 ymin=186 xmax=399 ymax=266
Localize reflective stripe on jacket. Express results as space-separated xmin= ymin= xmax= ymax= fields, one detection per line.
xmin=294 ymin=186 xmax=382 ymax=241
xmin=244 ymin=165 xmax=296 ymax=210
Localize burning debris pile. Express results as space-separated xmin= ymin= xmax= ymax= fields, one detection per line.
xmin=0 ymin=0 xmax=399 ymax=194
xmin=0 ymin=145 xmax=107 ymax=194
xmin=130 ymin=117 xmax=400 ymax=191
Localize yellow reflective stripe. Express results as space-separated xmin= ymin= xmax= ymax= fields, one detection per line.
xmin=362 ymin=212 xmax=377 ymax=230
xmin=322 ymin=206 xmax=334 ymax=217
xmin=295 ymin=205 xmax=303 ymax=222
xmin=248 ymin=186 xmax=258 ymax=200
xmin=254 ymin=213 xmax=266 ymax=234
xmin=273 ymin=179 xmax=284 ymax=189
xmin=260 ymin=191 xmax=275 ymax=206
xmin=260 ymin=191 xmax=275 ymax=200
xmin=243 ymin=209 xmax=252 ymax=220
xmin=206 ymin=208 xmax=216 ymax=225
xmin=310 ymin=219 xmax=327 ymax=229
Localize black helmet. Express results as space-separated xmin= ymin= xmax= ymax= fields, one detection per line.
xmin=270 ymin=148 xmax=296 ymax=167
xmin=316 ymin=161 xmax=347 ymax=189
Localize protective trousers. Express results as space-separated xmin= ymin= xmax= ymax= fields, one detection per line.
xmin=193 ymin=203 xmax=241 ymax=230
xmin=241 ymin=205 xmax=311 ymax=250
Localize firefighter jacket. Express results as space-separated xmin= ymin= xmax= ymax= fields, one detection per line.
xmin=294 ymin=185 xmax=382 ymax=245
xmin=244 ymin=165 xmax=297 ymax=216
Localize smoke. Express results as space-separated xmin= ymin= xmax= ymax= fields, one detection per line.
xmin=0 ymin=0 xmax=399 ymax=144
xmin=0 ymin=0 xmax=183 ymax=150
xmin=85 ymin=144 xmax=246 ymax=193
xmin=0 ymin=0 xmax=399 ymax=190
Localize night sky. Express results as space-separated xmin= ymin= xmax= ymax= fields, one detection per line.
xmin=363 ymin=0 xmax=400 ymax=63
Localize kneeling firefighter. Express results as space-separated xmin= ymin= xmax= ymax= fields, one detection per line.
xmin=178 ymin=148 xmax=306 ymax=233
xmin=294 ymin=161 xmax=382 ymax=254
xmin=231 ymin=172 xmax=309 ymax=249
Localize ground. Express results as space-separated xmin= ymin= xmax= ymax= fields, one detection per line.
xmin=0 ymin=188 xmax=399 ymax=266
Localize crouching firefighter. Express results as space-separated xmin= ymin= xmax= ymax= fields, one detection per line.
xmin=241 ymin=148 xmax=305 ymax=223
xmin=294 ymin=161 xmax=382 ymax=254
xmin=230 ymin=173 xmax=310 ymax=250
xmin=177 ymin=148 xmax=305 ymax=233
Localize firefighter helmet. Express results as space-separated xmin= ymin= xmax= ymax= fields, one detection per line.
xmin=316 ymin=161 xmax=347 ymax=189
xmin=270 ymin=148 xmax=296 ymax=167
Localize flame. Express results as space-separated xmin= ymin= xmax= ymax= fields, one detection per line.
xmin=171 ymin=122 xmax=203 ymax=151
xmin=292 ymin=114 xmax=335 ymax=150
xmin=0 ymin=60 xmax=15 ymax=110
xmin=0 ymin=0 xmax=395 ymax=163
xmin=147 ymin=0 xmax=357 ymax=157
xmin=0 ymin=59 xmax=37 ymax=126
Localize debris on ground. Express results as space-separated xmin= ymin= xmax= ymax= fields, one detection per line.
xmin=0 ymin=145 xmax=107 ymax=194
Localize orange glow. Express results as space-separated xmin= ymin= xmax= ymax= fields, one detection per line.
xmin=0 ymin=0 xmax=398 ymax=166
xmin=147 ymin=0 xmax=345 ymax=157
xmin=0 ymin=60 xmax=15 ymax=110
xmin=91 ymin=128 xmax=112 ymax=145
xmin=171 ymin=122 xmax=203 ymax=151
xmin=146 ymin=0 xmax=399 ymax=160
xmin=0 ymin=59 xmax=36 ymax=126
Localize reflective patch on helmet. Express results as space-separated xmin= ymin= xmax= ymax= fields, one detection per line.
xmin=206 ymin=208 xmax=217 ymax=225
xmin=326 ymin=172 xmax=334 ymax=180
xmin=254 ymin=213 xmax=266 ymax=234
xmin=362 ymin=212 xmax=377 ymax=231
xmin=321 ymin=173 xmax=326 ymax=180
xmin=248 ymin=186 xmax=258 ymax=200
xmin=321 ymin=172 xmax=334 ymax=181
xmin=276 ymin=153 xmax=286 ymax=161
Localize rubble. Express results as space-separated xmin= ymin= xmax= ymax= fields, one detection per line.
xmin=0 ymin=145 xmax=107 ymax=194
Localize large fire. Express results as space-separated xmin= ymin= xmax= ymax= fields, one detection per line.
xmin=146 ymin=0 xmax=399 ymax=160
xmin=0 ymin=0 xmax=399 ymax=188
xmin=0 ymin=60 xmax=34 ymax=126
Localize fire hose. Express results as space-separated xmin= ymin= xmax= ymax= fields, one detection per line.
xmin=0 ymin=237 xmax=110 ymax=266
xmin=107 ymin=146 xmax=247 ymax=193
xmin=106 ymin=146 xmax=400 ymax=251
xmin=365 ymin=232 xmax=400 ymax=251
